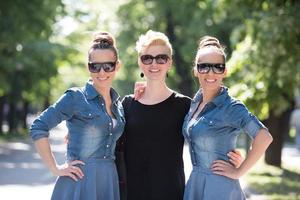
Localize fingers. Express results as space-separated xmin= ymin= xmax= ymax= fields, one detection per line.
xmin=232 ymin=149 xmax=242 ymax=156
xmin=228 ymin=150 xmax=244 ymax=168
xmin=69 ymin=165 xmax=84 ymax=179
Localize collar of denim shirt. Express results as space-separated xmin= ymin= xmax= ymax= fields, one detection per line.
xmin=84 ymin=79 xmax=120 ymax=104
xmin=192 ymin=86 xmax=229 ymax=107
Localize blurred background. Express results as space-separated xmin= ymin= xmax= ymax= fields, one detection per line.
xmin=0 ymin=0 xmax=299 ymax=199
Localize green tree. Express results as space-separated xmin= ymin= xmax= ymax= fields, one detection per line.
xmin=226 ymin=0 xmax=300 ymax=166
xmin=0 ymin=0 xmax=66 ymax=133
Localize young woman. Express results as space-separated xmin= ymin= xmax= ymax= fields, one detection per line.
xmin=182 ymin=36 xmax=273 ymax=200
xmin=30 ymin=31 xmax=125 ymax=200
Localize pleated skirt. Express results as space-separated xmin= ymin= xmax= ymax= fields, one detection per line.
xmin=51 ymin=158 xmax=120 ymax=200
xmin=184 ymin=167 xmax=246 ymax=200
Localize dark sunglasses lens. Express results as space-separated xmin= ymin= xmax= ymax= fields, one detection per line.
xmin=197 ymin=64 xmax=210 ymax=73
xmin=88 ymin=63 xmax=101 ymax=73
xmin=102 ymin=63 xmax=116 ymax=72
xmin=140 ymin=55 xmax=153 ymax=65
xmin=212 ymin=64 xmax=225 ymax=74
xmin=156 ymin=55 xmax=169 ymax=64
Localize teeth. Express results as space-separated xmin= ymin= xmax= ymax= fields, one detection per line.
xmin=97 ymin=77 xmax=109 ymax=81
xmin=205 ymin=79 xmax=216 ymax=83
xmin=149 ymin=69 xmax=160 ymax=72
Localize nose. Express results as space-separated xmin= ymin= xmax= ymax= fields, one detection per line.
xmin=98 ymin=68 xmax=106 ymax=74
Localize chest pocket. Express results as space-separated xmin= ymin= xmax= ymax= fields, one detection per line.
xmin=200 ymin=116 xmax=227 ymax=137
xmin=77 ymin=110 xmax=101 ymax=119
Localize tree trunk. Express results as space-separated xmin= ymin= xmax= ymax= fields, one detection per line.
xmin=264 ymin=106 xmax=294 ymax=167
xmin=0 ymin=96 xmax=5 ymax=134
xmin=8 ymin=101 xmax=17 ymax=133
xmin=21 ymin=100 xmax=29 ymax=129
xmin=165 ymin=10 xmax=194 ymax=97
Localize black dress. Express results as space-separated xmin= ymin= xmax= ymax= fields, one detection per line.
xmin=120 ymin=92 xmax=191 ymax=200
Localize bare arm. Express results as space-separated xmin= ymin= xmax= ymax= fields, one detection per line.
xmin=211 ymin=129 xmax=273 ymax=179
xmin=34 ymin=138 xmax=85 ymax=181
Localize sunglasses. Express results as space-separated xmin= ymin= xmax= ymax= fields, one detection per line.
xmin=88 ymin=62 xmax=116 ymax=73
xmin=140 ymin=54 xmax=169 ymax=65
xmin=196 ymin=63 xmax=226 ymax=74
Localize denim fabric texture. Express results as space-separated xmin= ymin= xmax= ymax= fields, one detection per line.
xmin=182 ymin=87 xmax=266 ymax=200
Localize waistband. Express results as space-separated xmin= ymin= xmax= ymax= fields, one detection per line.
xmin=68 ymin=157 xmax=114 ymax=164
xmin=192 ymin=165 xmax=214 ymax=175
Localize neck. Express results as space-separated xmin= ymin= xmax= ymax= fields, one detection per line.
xmin=201 ymin=86 xmax=222 ymax=103
xmin=138 ymin=79 xmax=172 ymax=104
xmin=93 ymin=84 xmax=111 ymax=100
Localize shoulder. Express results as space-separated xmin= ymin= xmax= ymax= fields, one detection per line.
xmin=173 ymin=92 xmax=191 ymax=104
xmin=62 ymin=86 xmax=86 ymax=104
xmin=222 ymin=96 xmax=251 ymax=121
xmin=121 ymin=94 xmax=135 ymax=110
xmin=65 ymin=86 xmax=85 ymax=96
xmin=122 ymin=94 xmax=134 ymax=104
xmin=171 ymin=91 xmax=192 ymax=112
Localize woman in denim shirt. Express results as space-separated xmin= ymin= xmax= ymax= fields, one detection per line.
xmin=182 ymin=36 xmax=273 ymax=200
xmin=30 ymin=31 xmax=125 ymax=200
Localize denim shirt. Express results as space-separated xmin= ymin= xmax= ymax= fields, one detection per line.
xmin=182 ymin=87 xmax=266 ymax=171
xmin=30 ymin=80 xmax=125 ymax=161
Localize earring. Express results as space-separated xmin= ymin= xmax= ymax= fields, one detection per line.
xmin=140 ymin=72 xmax=144 ymax=78
xmin=166 ymin=72 xmax=169 ymax=78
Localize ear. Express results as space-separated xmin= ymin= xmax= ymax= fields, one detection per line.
xmin=193 ymin=67 xmax=198 ymax=77
xmin=223 ymin=67 xmax=228 ymax=77
xmin=168 ymin=58 xmax=173 ymax=70
xmin=116 ymin=60 xmax=122 ymax=71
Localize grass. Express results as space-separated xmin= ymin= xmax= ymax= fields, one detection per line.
xmin=243 ymin=156 xmax=300 ymax=200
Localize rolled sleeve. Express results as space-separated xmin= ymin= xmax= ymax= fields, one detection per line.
xmin=226 ymin=102 xmax=267 ymax=139
xmin=30 ymin=91 xmax=74 ymax=141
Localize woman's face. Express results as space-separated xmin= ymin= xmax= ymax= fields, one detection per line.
xmin=138 ymin=45 xmax=172 ymax=81
xmin=88 ymin=49 xmax=120 ymax=90
xmin=194 ymin=48 xmax=226 ymax=91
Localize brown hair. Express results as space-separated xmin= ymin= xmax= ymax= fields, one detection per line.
xmin=88 ymin=31 xmax=119 ymax=61
xmin=195 ymin=35 xmax=226 ymax=64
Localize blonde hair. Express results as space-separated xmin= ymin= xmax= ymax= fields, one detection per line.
xmin=195 ymin=35 xmax=226 ymax=64
xmin=135 ymin=30 xmax=173 ymax=55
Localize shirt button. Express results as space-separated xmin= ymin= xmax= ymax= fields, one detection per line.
xmin=102 ymin=103 xmax=104 ymax=106
xmin=106 ymin=144 xmax=110 ymax=148
xmin=210 ymin=121 xmax=213 ymax=124
xmin=103 ymin=156 xmax=106 ymax=159
xmin=88 ymin=113 xmax=91 ymax=117
xmin=109 ymin=123 xmax=112 ymax=126
xmin=109 ymin=133 xmax=112 ymax=136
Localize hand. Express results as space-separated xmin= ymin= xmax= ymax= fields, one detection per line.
xmin=227 ymin=149 xmax=244 ymax=168
xmin=52 ymin=160 xmax=85 ymax=181
xmin=134 ymin=81 xmax=146 ymax=100
xmin=210 ymin=160 xmax=241 ymax=179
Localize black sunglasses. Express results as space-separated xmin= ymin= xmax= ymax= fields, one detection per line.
xmin=88 ymin=62 xmax=116 ymax=73
xmin=140 ymin=54 xmax=169 ymax=65
xmin=196 ymin=63 xmax=226 ymax=74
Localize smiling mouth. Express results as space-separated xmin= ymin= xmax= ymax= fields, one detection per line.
xmin=205 ymin=78 xmax=217 ymax=83
xmin=149 ymin=69 xmax=160 ymax=73
xmin=97 ymin=77 xmax=109 ymax=81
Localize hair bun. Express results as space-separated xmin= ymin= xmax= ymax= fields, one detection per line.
xmin=199 ymin=36 xmax=221 ymax=49
xmin=93 ymin=31 xmax=115 ymax=47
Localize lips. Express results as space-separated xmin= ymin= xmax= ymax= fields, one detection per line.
xmin=149 ymin=69 xmax=160 ymax=73
xmin=97 ymin=77 xmax=109 ymax=81
xmin=205 ymin=78 xmax=217 ymax=83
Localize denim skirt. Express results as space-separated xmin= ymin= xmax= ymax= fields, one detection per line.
xmin=184 ymin=166 xmax=246 ymax=200
xmin=51 ymin=158 xmax=120 ymax=200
